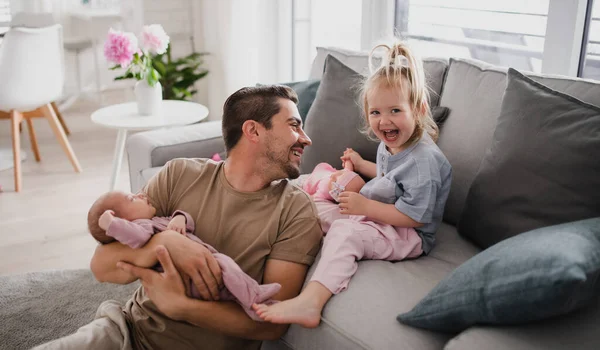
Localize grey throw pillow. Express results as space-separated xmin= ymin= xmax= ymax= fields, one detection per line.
xmin=458 ymin=68 xmax=600 ymax=249
xmin=398 ymin=217 xmax=600 ymax=332
xmin=300 ymin=55 xmax=379 ymax=174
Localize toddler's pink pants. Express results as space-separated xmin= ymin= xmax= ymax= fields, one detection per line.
xmin=311 ymin=199 xmax=423 ymax=294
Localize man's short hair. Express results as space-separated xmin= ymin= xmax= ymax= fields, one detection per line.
xmin=222 ymin=85 xmax=298 ymax=153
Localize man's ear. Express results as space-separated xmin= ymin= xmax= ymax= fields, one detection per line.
xmin=241 ymin=120 xmax=261 ymax=143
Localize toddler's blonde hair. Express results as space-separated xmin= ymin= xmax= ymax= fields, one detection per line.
xmin=359 ymin=41 xmax=438 ymax=145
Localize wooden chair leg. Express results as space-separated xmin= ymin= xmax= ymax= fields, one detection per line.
xmin=41 ymin=103 xmax=82 ymax=173
xmin=10 ymin=110 xmax=23 ymax=192
xmin=25 ymin=117 xmax=41 ymax=162
xmin=51 ymin=101 xmax=70 ymax=136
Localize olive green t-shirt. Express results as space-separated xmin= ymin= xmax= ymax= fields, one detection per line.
xmin=124 ymin=158 xmax=322 ymax=350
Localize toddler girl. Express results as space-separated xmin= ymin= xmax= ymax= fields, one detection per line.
xmin=87 ymin=190 xmax=280 ymax=321
xmin=253 ymin=41 xmax=452 ymax=328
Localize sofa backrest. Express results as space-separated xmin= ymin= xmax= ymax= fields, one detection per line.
xmin=309 ymin=47 xmax=449 ymax=108
xmin=438 ymin=58 xmax=600 ymax=225
xmin=306 ymin=47 xmax=600 ymax=228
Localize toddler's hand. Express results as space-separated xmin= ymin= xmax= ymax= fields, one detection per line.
xmin=98 ymin=210 xmax=115 ymax=231
xmin=340 ymin=148 xmax=364 ymax=172
xmin=338 ymin=191 xmax=369 ymax=215
xmin=167 ymin=215 xmax=187 ymax=235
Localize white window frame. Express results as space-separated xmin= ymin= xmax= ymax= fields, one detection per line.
xmin=542 ymin=0 xmax=589 ymax=76
xmin=366 ymin=0 xmax=593 ymax=77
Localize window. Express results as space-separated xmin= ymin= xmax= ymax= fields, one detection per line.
xmin=395 ymin=0 xmax=549 ymax=73
xmin=581 ymin=0 xmax=599 ymax=79
xmin=292 ymin=0 xmax=362 ymax=80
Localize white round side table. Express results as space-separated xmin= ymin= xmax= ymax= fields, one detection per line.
xmin=91 ymin=100 xmax=209 ymax=190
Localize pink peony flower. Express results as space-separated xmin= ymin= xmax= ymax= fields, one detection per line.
xmin=140 ymin=24 xmax=170 ymax=55
xmin=104 ymin=28 xmax=138 ymax=67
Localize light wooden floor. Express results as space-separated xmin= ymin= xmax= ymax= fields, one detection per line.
xmin=0 ymin=90 xmax=136 ymax=276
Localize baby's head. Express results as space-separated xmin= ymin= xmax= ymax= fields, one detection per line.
xmin=360 ymin=41 xmax=438 ymax=155
xmin=87 ymin=191 xmax=156 ymax=244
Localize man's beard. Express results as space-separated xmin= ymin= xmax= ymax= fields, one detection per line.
xmin=265 ymin=143 xmax=301 ymax=180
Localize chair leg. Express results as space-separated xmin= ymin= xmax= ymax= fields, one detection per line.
xmin=25 ymin=117 xmax=41 ymax=162
xmin=41 ymin=103 xmax=82 ymax=173
xmin=10 ymin=110 xmax=23 ymax=192
xmin=51 ymin=101 xmax=70 ymax=135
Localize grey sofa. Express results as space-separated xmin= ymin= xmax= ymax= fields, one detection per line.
xmin=124 ymin=47 xmax=600 ymax=350
xmin=4 ymin=46 xmax=597 ymax=350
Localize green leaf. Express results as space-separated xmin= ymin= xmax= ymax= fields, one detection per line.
xmin=153 ymin=60 xmax=167 ymax=76
xmin=109 ymin=65 xmax=122 ymax=70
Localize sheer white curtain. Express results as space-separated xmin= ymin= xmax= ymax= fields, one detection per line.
xmin=195 ymin=0 xmax=291 ymax=121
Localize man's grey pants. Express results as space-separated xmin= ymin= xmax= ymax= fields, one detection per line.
xmin=32 ymin=300 xmax=133 ymax=350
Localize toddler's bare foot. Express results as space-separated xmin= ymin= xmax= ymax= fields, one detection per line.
xmin=252 ymin=293 xmax=322 ymax=328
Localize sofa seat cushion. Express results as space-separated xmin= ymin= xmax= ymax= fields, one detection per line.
xmin=444 ymin=295 xmax=600 ymax=350
xmin=265 ymin=223 xmax=480 ymax=350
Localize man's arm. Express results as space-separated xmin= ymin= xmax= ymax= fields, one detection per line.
xmin=90 ymin=234 xmax=164 ymax=284
xmin=118 ymin=253 xmax=309 ymax=341
xmin=91 ymin=230 xmax=223 ymax=301
xmin=176 ymin=259 xmax=307 ymax=340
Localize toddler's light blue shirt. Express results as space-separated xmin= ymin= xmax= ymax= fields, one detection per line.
xmin=359 ymin=134 xmax=452 ymax=254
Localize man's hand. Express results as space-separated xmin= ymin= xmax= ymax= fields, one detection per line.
xmin=98 ymin=210 xmax=115 ymax=231
xmin=118 ymin=246 xmax=188 ymax=320
xmin=338 ymin=191 xmax=370 ymax=215
xmin=167 ymin=214 xmax=187 ymax=235
xmin=162 ymin=231 xmax=223 ymax=300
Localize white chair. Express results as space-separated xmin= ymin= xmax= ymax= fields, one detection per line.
xmin=11 ymin=12 xmax=102 ymax=105
xmin=10 ymin=12 xmax=71 ymax=135
xmin=0 ymin=24 xmax=82 ymax=192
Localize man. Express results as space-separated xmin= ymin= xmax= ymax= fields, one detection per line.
xmin=36 ymin=85 xmax=322 ymax=350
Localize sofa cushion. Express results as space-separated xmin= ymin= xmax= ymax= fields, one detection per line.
xmin=309 ymin=47 xmax=448 ymax=108
xmin=141 ymin=166 xmax=163 ymax=186
xmin=300 ymin=55 xmax=380 ymax=175
xmin=444 ymin=295 xmax=600 ymax=350
xmin=262 ymin=223 xmax=479 ymax=350
xmin=0 ymin=269 xmax=139 ymax=349
xmin=437 ymin=58 xmax=600 ymax=226
xmin=398 ymin=218 xmax=600 ymax=333
xmin=284 ymin=79 xmax=321 ymax=122
xmin=458 ymin=68 xmax=600 ymax=249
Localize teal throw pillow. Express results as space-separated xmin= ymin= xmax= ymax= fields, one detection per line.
xmin=397 ymin=218 xmax=600 ymax=332
xmin=283 ymin=79 xmax=320 ymax=122
xmin=257 ymin=79 xmax=320 ymax=122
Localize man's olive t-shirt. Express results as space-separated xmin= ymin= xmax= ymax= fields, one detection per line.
xmin=125 ymin=158 xmax=322 ymax=350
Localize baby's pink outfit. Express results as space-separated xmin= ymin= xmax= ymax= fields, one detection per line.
xmin=302 ymin=162 xmax=360 ymax=202
xmin=106 ymin=210 xmax=280 ymax=321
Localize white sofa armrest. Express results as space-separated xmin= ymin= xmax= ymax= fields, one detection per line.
xmin=126 ymin=120 xmax=224 ymax=192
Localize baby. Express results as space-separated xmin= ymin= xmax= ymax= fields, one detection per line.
xmin=87 ymin=190 xmax=280 ymax=321
xmin=300 ymin=161 xmax=366 ymax=233
xmin=302 ymin=162 xmax=366 ymax=203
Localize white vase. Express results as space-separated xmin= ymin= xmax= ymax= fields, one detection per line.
xmin=134 ymin=80 xmax=163 ymax=116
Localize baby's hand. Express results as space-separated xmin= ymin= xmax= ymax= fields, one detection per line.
xmin=167 ymin=215 xmax=187 ymax=235
xmin=98 ymin=210 xmax=115 ymax=231
xmin=340 ymin=148 xmax=363 ymax=172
